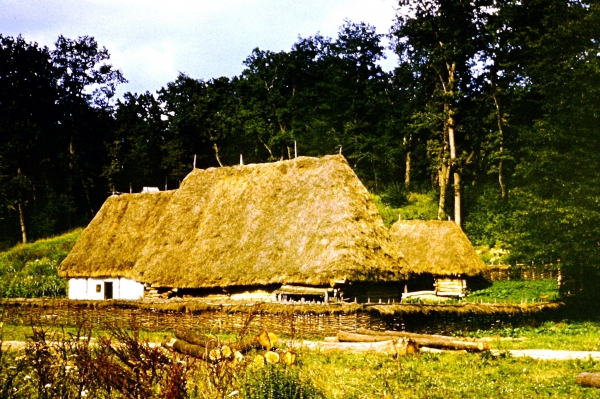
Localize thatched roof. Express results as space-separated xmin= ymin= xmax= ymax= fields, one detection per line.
xmin=389 ymin=220 xmax=486 ymax=276
xmin=59 ymin=191 xmax=175 ymax=279
xmin=60 ymin=155 xmax=405 ymax=287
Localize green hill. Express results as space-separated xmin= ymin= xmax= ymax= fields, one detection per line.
xmin=0 ymin=230 xmax=81 ymax=298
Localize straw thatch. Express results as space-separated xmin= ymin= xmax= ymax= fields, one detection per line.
xmin=59 ymin=191 xmax=174 ymax=278
xmin=60 ymin=155 xmax=405 ymax=288
xmin=389 ymin=220 xmax=486 ymax=276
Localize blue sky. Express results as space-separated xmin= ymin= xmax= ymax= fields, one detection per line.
xmin=2 ymin=0 xmax=400 ymax=99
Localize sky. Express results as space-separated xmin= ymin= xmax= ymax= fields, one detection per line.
xmin=2 ymin=0 xmax=400 ymax=100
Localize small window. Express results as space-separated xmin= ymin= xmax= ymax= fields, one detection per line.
xmin=96 ymin=284 xmax=102 ymax=293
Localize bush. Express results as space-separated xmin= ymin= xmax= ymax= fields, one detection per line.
xmin=241 ymin=363 xmax=323 ymax=399
xmin=379 ymin=182 xmax=409 ymax=208
xmin=371 ymin=190 xmax=438 ymax=228
xmin=0 ymin=322 xmax=190 ymax=399
xmin=0 ymin=230 xmax=80 ymax=298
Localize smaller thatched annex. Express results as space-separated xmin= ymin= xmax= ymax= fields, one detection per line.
xmin=389 ymin=220 xmax=488 ymax=297
xmin=62 ymin=191 xmax=174 ymax=300
xmin=60 ymin=155 xmax=406 ymax=302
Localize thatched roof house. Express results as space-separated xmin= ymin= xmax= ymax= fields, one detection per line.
xmin=389 ymin=220 xmax=487 ymax=297
xmin=60 ymin=155 xmax=406 ymax=301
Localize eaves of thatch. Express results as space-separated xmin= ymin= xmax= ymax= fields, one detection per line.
xmin=389 ymin=220 xmax=486 ymax=277
xmin=59 ymin=190 xmax=175 ymax=279
xmin=60 ymin=155 xmax=406 ymax=287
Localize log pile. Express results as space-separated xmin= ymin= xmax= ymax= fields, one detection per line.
xmin=168 ymin=329 xmax=296 ymax=366
xmin=330 ymin=328 xmax=490 ymax=352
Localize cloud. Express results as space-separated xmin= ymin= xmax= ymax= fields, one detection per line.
xmin=1 ymin=0 xmax=399 ymax=98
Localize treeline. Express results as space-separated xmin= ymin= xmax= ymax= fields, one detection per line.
xmin=1 ymin=1 xmax=600 ymax=294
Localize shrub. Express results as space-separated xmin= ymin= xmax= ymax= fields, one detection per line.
xmin=0 ymin=230 xmax=80 ymax=298
xmin=241 ymin=363 xmax=323 ymax=399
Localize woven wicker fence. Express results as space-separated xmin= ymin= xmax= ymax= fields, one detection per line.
xmin=483 ymin=265 xmax=560 ymax=282
xmin=0 ymin=299 xmax=563 ymax=337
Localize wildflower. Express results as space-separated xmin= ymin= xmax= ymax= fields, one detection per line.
xmin=209 ymin=348 xmax=222 ymax=362
xmin=264 ymin=351 xmax=280 ymax=364
xmin=232 ymin=350 xmax=244 ymax=367
xmin=221 ymin=345 xmax=232 ymax=359
xmin=253 ymin=355 xmax=265 ymax=367
xmin=282 ymin=350 xmax=296 ymax=365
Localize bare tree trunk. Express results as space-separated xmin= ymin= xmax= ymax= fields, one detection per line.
xmin=403 ymin=136 xmax=411 ymax=186
xmin=405 ymin=152 xmax=411 ymax=186
xmin=257 ymin=136 xmax=275 ymax=160
xmin=445 ymin=62 xmax=461 ymax=226
xmin=17 ymin=168 xmax=27 ymax=244
xmin=213 ymin=143 xmax=224 ymax=167
xmin=438 ymin=162 xmax=450 ymax=220
xmin=453 ymin=171 xmax=461 ymax=226
xmin=448 ymin=122 xmax=461 ymax=226
xmin=492 ymin=89 xmax=507 ymax=200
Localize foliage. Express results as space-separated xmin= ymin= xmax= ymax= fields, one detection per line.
xmin=0 ymin=34 xmax=125 ymax=247
xmin=2 ymin=2 xmax=600 ymax=298
xmin=372 ymin=190 xmax=438 ymax=228
xmin=466 ymin=280 xmax=559 ymax=303
xmin=0 ymin=323 xmax=189 ymax=399
xmin=0 ymin=230 xmax=81 ymax=298
xmin=241 ymin=363 xmax=323 ymax=399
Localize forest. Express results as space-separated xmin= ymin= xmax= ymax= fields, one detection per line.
xmin=1 ymin=0 xmax=599 ymax=296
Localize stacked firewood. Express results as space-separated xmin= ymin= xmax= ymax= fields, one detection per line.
xmin=168 ymin=329 xmax=296 ymax=365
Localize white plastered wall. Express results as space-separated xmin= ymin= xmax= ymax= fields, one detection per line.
xmin=68 ymin=277 xmax=144 ymax=300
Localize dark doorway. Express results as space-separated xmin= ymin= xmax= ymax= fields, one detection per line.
xmin=104 ymin=282 xmax=113 ymax=299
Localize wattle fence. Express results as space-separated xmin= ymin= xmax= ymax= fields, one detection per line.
xmin=483 ymin=265 xmax=560 ymax=282
xmin=0 ymin=299 xmax=563 ymax=337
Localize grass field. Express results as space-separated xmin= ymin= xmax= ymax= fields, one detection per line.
xmin=2 ymin=314 xmax=600 ymax=398
xmin=299 ymin=350 xmax=600 ymax=398
xmin=466 ymin=279 xmax=560 ymax=303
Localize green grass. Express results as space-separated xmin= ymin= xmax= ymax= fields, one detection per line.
xmin=0 ymin=229 xmax=81 ymax=298
xmin=466 ymin=279 xmax=560 ymax=303
xmin=3 ymin=318 xmax=600 ymax=398
xmin=0 ymin=323 xmax=174 ymax=343
xmin=301 ymin=350 xmax=600 ymax=398
xmin=454 ymin=321 xmax=600 ymax=351
xmin=372 ymin=191 xmax=438 ymax=228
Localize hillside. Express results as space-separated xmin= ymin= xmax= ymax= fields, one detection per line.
xmin=0 ymin=230 xmax=81 ymax=298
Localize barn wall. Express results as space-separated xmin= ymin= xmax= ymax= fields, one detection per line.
xmin=87 ymin=278 xmax=108 ymax=300
xmin=68 ymin=279 xmax=88 ymax=300
xmin=119 ymin=278 xmax=145 ymax=300
xmin=67 ymin=278 xmax=144 ymax=300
